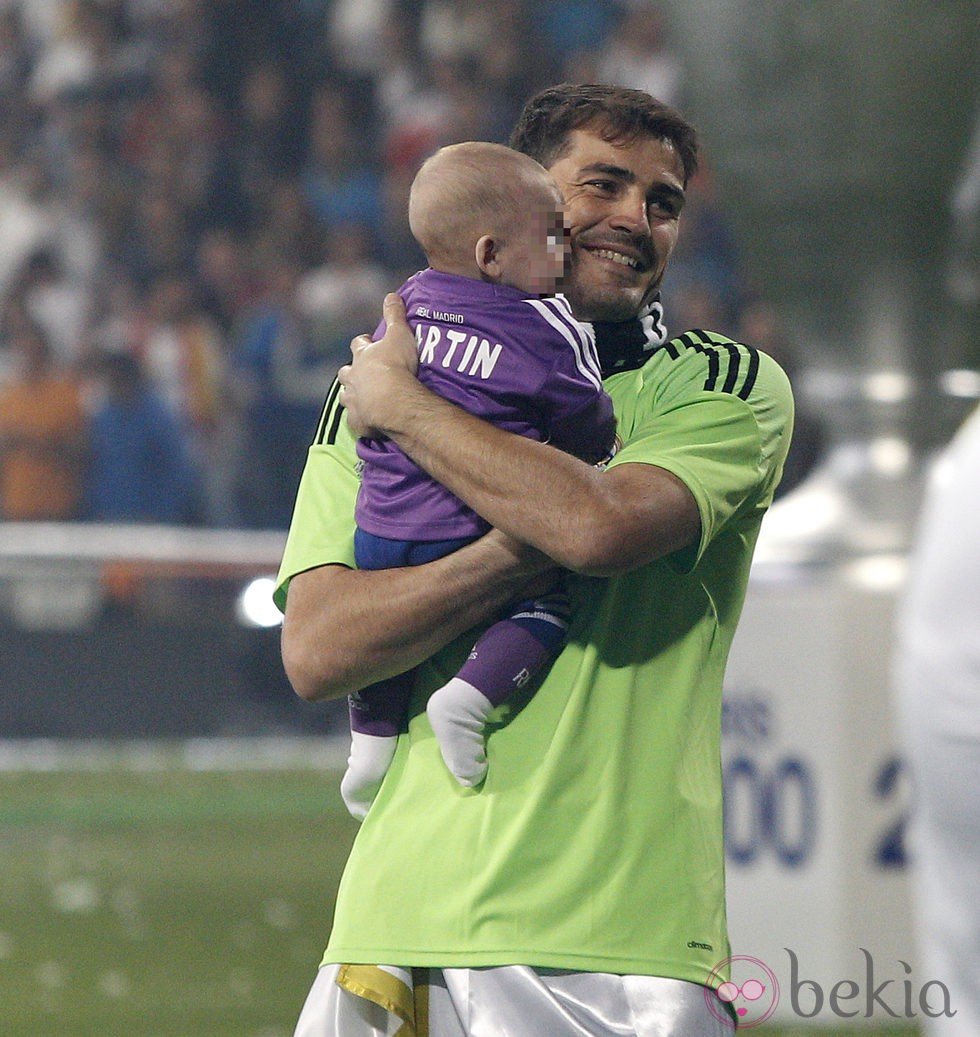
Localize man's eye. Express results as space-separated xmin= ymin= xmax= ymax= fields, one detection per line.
xmin=587 ymin=179 xmax=615 ymax=192
xmin=650 ymin=198 xmax=680 ymax=218
xmin=650 ymin=188 xmax=685 ymax=216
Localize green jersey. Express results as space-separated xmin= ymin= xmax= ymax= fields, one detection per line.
xmin=276 ymin=329 xmax=793 ymax=987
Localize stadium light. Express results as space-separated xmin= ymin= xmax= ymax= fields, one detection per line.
xmin=867 ymin=435 xmax=911 ymax=477
xmin=843 ymin=554 xmax=908 ymax=593
xmin=861 ymin=370 xmax=913 ymax=404
xmin=236 ymin=576 xmax=282 ymax=628
xmin=939 ymin=368 xmax=980 ymax=399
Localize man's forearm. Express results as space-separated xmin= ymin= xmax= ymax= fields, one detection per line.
xmin=385 ymin=382 xmax=601 ymax=559
xmin=281 ymin=532 xmax=554 ymax=702
xmin=366 ymin=375 xmax=699 ymax=576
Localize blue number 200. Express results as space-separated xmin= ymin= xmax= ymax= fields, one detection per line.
xmin=723 ymin=756 xmax=816 ymax=867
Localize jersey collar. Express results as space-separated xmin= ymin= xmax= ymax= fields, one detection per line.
xmin=592 ymin=295 xmax=669 ymax=378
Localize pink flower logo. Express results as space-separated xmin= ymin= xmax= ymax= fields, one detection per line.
xmin=704 ymin=955 xmax=780 ymax=1028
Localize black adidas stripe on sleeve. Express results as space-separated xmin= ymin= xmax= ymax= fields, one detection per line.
xmin=675 ymin=330 xmax=760 ymax=400
xmin=314 ymin=377 xmax=345 ymax=445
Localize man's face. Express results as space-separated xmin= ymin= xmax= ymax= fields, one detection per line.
xmin=547 ymin=127 xmax=686 ymax=322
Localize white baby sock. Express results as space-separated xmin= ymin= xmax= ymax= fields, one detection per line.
xmin=340 ymin=731 xmax=398 ymax=820
xmin=426 ymin=678 xmax=495 ymax=787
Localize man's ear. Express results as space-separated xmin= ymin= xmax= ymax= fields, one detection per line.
xmin=475 ymin=234 xmax=502 ymax=278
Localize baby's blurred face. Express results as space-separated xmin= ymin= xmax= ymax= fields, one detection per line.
xmin=497 ymin=179 xmax=569 ymax=296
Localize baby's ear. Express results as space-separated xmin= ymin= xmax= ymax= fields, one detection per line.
xmin=475 ymin=235 xmax=501 ymax=277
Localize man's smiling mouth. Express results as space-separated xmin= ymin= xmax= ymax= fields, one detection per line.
xmin=585 ymin=247 xmax=646 ymax=272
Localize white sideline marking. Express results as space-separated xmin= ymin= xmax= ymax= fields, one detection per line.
xmin=0 ymin=736 xmax=349 ymax=772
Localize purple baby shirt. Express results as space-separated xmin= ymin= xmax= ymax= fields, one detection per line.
xmin=355 ymin=268 xmax=615 ymax=542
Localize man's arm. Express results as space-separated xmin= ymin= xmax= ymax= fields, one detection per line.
xmin=338 ymin=294 xmax=701 ymax=577
xmin=281 ymin=531 xmax=555 ymax=702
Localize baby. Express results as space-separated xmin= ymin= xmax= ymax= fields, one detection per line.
xmin=343 ymin=141 xmax=616 ymax=818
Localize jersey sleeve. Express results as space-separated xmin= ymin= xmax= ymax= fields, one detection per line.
xmin=522 ymin=297 xmax=617 ymax=464
xmin=274 ymin=379 xmax=360 ymax=611
xmin=606 ymin=329 xmax=794 ymax=569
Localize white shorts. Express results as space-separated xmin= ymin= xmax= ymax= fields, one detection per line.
xmin=292 ymin=962 xmax=735 ymax=1036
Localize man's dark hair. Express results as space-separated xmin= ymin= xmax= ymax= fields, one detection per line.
xmin=510 ymin=83 xmax=699 ymax=186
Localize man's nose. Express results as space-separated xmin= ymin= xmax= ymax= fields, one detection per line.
xmin=608 ymin=190 xmax=650 ymax=234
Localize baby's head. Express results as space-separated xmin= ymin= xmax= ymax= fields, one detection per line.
xmin=409 ymin=141 xmax=568 ymax=295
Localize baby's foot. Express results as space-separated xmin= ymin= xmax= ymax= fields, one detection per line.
xmin=340 ymin=731 xmax=397 ymax=819
xmin=426 ymin=678 xmax=494 ymax=787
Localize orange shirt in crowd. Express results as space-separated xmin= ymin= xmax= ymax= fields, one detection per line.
xmin=0 ymin=374 xmax=87 ymax=520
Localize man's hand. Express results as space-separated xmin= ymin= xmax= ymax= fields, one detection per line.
xmin=339 ymin=293 xmax=420 ymax=438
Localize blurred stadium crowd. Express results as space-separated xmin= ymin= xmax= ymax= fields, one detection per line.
xmin=0 ymin=0 xmax=791 ymax=531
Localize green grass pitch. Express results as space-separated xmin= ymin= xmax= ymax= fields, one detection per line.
xmin=0 ymin=745 xmax=920 ymax=1036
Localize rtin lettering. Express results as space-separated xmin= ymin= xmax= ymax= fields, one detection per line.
xmin=785 ymin=948 xmax=955 ymax=1019
xmin=415 ymin=324 xmax=503 ymax=379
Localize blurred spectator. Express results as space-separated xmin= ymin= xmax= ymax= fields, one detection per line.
xmin=296 ymin=221 xmax=391 ymax=373
xmin=85 ymin=265 xmax=151 ymax=360
xmin=228 ymin=256 xmax=335 ymax=529
xmin=0 ymin=308 xmax=87 ymax=520
xmin=0 ymin=9 xmax=30 ymax=98
xmin=117 ymin=185 xmax=193 ymax=289
xmin=300 ymin=85 xmax=383 ymax=243
xmin=0 ymin=142 xmax=54 ymax=308
xmin=666 ymin=282 xmax=729 ymax=335
xmin=370 ymin=5 xmax=431 ymax=148
xmin=193 ymin=0 xmax=311 ymax=124
xmin=375 ymin=5 xmax=523 ymax=149
xmin=35 ymin=103 xmax=105 ymax=290
xmin=28 ymin=0 xmax=110 ymax=106
xmin=378 ymin=156 xmax=428 ymax=281
xmin=141 ymin=269 xmax=223 ymax=430
xmin=418 ymin=0 xmax=500 ymax=66
xmin=83 ymin=350 xmax=199 ymax=523
xmin=660 ymin=164 xmax=747 ymax=334
xmin=119 ymin=45 xmax=198 ymax=173
xmin=531 ymin=0 xmax=619 ymax=81
xmin=592 ymin=2 xmax=685 ymax=108
xmin=59 ymin=135 xmax=133 ymax=290
xmin=468 ymin=1 xmax=540 ymax=142
xmin=327 ymin=0 xmax=396 ymax=78
xmin=225 ymin=58 xmax=307 ymax=229
xmin=193 ymin=226 xmax=262 ymax=336
xmin=27 ymin=0 xmax=148 ymax=104
xmin=250 ymin=177 xmax=325 ymax=274
xmin=121 ymin=42 xmax=234 ymax=240
xmin=140 ymin=269 xmax=230 ymax=524
xmin=11 ymin=247 xmax=91 ymax=365
xmin=428 ymin=57 xmax=507 ymax=145
xmin=373 ymin=45 xmax=516 ymax=274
